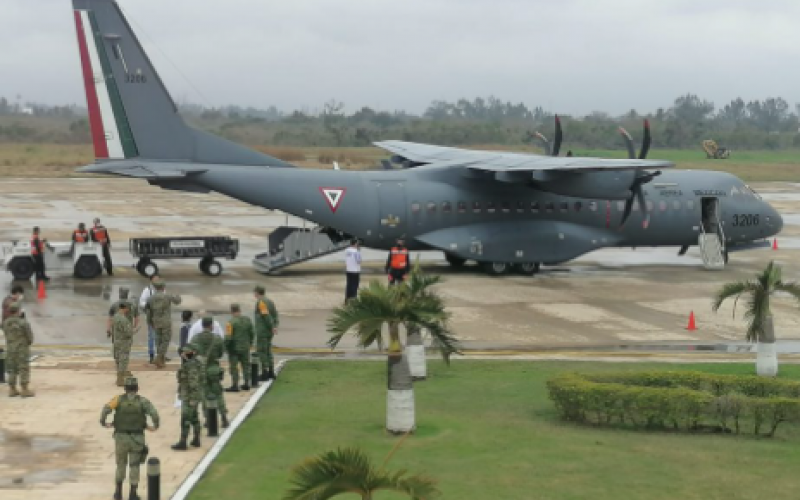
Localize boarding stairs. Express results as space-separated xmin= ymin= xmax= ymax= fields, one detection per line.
xmin=252 ymin=225 xmax=351 ymax=274
xmin=698 ymin=211 xmax=726 ymax=270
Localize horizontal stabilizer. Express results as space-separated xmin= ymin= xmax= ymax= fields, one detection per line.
xmin=78 ymin=160 xmax=208 ymax=178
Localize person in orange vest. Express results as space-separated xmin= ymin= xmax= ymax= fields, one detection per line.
xmin=72 ymin=222 xmax=90 ymax=243
xmin=385 ymin=238 xmax=411 ymax=286
xmin=90 ymin=218 xmax=114 ymax=276
xmin=30 ymin=227 xmax=50 ymax=281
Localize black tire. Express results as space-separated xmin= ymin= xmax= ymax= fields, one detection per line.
xmin=199 ymin=257 xmax=212 ymax=274
xmin=204 ymin=260 xmax=223 ymax=277
xmin=445 ymin=253 xmax=467 ymax=268
xmin=517 ymin=262 xmax=540 ymax=276
xmin=74 ymin=256 xmax=102 ymax=279
xmin=483 ymin=262 xmax=510 ymax=276
xmin=142 ymin=261 xmax=159 ymax=278
xmin=136 ymin=258 xmax=148 ymax=276
xmin=9 ymin=257 xmax=34 ymax=281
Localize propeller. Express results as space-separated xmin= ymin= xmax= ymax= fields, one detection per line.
xmin=530 ymin=115 xmax=563 ymax=156
xmin=618 ymin=119 xmax=661 ymax=229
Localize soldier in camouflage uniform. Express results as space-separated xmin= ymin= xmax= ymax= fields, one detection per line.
xmin=146 ymin=281 xmax=181 ymax=368
xmin=2 ymin=285 xmax=24 ymax=321
xmin=173 ymin=343 xmax=203 ymax=450
xmin=253 ymin=285 xmax=279 ymax=381
xmin=225 ymin=303 xmax=254 ymax=392
xmin=108 ymin=287 xmax=139 ymax=343
xmin=193 ymin=317 xmax=229 ymax=428
xmin=100 ymin=376 xmax=159 ymax=500
xmin=111 ymin=303 xmax=134 ymax=387
xmin=3 ymin=302 xmax=34 ymax=397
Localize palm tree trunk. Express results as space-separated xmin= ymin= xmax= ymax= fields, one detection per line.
xmin=406 ymin=324 xmax=427 ymax=381
xmin=387 ymin=322 xmax=415 ymax=434
xmin=756 ymin=314 xmax=778 ymax=377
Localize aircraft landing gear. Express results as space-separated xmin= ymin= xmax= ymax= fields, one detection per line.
xmin=445 ymin=253 xmax=466 ymax=268
xmin=516 ymin=262 xmax=541 ymax=276
xmin=483 ymin=262 xmax=510 ymax=276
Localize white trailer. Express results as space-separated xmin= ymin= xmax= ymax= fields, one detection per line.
xmin=1 ymin=241 xmax=105 ymax=280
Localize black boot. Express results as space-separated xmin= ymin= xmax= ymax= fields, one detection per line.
xmin=224 ymin=385 xmax=240 ymax=393
xmin=267 ymin=368 xmax=276 ymax=380
xmin=221 ymin=414 xmax=230 ymax=428
xmin=149 ymin=354 xmax=154 ymax=364
xmin=240 ymin=384 xmax=250 ymax=391
xmin=190 ymin=428 xmax=201 ymax=447
xmin=113 ymin=482 xmax=123 ymax=500
xmin=171 ymin=433 xmax=188 ymax=451
xmin=129 ymin=484 xmax=140 ymax=500
xmin=260 ymin=370 xmax=269 ymax=381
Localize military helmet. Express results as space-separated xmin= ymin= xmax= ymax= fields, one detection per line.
xmin=202 ymin=316 xmax=213 ymax=327
xmin=119 ymin=287 xmax=130 ymax=299
xmin=254 ymin=285 xmax=265 ymax=294
xmin=124 ymin=376 xmax=138 ymax=388
xmin=154 ymin=281 xmax=166 ymax=290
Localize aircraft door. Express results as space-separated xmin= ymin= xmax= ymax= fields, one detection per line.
xmin=375 ymin=180 xmax=407 ymax=241
xmin=701 ymin=197 xmax=720 ymax=235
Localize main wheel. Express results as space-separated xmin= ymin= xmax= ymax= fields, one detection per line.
xmin=483 ymin=262 xmax=510 ymax=276
xmin=204 ymin=259 xmax=223 ymax=277
xmin=142 ymin=261 xmax=159 ymax=278
xmin=136 ymin=258 xmax=148 ymax=276
xmin=445 ymin=253 xmax=466 ymax=268
xmin=516 ymin=262 xmax=541 ymax=276
xmin=9 ymin=257 xmax=34 ymax=281
xmin=74 ymin=256 xmax=102 ymax=279
xmin=199 ymin=257 xmax=212 ymax=274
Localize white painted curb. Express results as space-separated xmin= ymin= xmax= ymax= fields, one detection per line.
xmin=170 ymin=359 xmax=287 ymax=499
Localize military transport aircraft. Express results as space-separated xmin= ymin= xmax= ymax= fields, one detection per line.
xmin=71 ymin=0 xmax=782 ymax=275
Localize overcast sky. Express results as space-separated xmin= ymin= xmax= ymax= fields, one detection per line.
xmin=3 ymin=0 xmax=800 ymax=115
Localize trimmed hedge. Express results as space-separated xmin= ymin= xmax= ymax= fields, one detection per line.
xmin=547 ymin=371 xmax=800 ymax=437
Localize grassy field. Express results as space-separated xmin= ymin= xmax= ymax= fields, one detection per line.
xmin=189 ymin=360 xmax=800 ymax=500
xmin=0 ymin=143 xmax=799 ymax=181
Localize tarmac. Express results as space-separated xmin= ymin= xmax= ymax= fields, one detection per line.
xmin=1 ymin=177 xmax=800 ymax=498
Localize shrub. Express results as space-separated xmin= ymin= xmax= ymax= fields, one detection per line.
xmin=547 ymin=371 xmax=800 ymax=437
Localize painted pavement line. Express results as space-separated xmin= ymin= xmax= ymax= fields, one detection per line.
xmin=170 ymin=359 xmax=288 ymax=500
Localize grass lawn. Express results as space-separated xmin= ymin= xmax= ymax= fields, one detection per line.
xmin=189 ymin=360 xmax=800 ymax=500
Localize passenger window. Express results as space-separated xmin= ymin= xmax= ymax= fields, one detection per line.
xmin=673 ymin=200 xmax=681 ymax=210
xmin=426 ymin=202 xmax=437 ymax=213
xmin=457 ymin=201 xmax=467 ymax=213
xmin=501 ymin=201 xmax=511 ymax=213
xmin=411 ymin=202 xmax=421 ymax=214
xmin=472 ymin=201 xmax=482 ymax=213
xmin=559 ymin=202 xmax=568 ymax=213
xmin=687 ymin=200 xmax=695 ymax=210
xmin=617 ymin=201 xmax=625 ymax=212
xmin=545 ymin=202 xmax=555 ymax=213
xmin=589 ymin=201 xmax=598 ymax=212
xmin=487 ymin=201 xmax=496 ymax=213
xmin=442 ymin=201 xmax=452 ymax=213
xmin=574 ymin=201 xmax=583 ymax=212
xmin=531 ymin=201 xmax=540 ymax=213
xmin=659 ymin=201 xmax=667 ymax=212
xmin=516 ymin=201 xmax=525 ymax=213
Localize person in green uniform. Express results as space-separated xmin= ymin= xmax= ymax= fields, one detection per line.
xmin=173 ymin=343 xmax=203 ymax=450
xmin=192 ymin=317 xmax=229 ymax=428
xmin=253 ymin=285 xmax=279 ymax=381
xmin=225 ymin=303 xmax=254 ymax=392
xmin=111 ymin=302 xmax=134 ymax=387
xmin=3 ymin=302 xmax=34 ymax=397
xmin=100 ymin=376 xmax=159 ymax=500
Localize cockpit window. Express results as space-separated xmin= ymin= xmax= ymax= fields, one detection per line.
xmin=745 ymin=184 xmax=762 ymax=200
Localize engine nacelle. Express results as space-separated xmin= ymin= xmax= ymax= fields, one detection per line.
xmin=530 ymin=170 xmax=637 ymax=200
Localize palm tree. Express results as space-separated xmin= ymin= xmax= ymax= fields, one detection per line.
xmin=712 ymin=261 xmax=800 ymax=376
xmin=284 ymin=447 xmax=440 ymax=500
xmin=328 ymin=280 xmax=456 ymax=433
xmin=404 ymin=262 xmax=459 ymax=380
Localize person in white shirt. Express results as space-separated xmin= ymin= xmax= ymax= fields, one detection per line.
xmin=138 ymin=274 xmax=160 ymax=363
xmin=186 ymin=312 xmax=225 ymax=343
xmin=344 ymin=239 xmax=362 ymax=303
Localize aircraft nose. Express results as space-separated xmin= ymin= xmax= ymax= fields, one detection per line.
xmin=766 ymin=204 xmax=783 ymax=236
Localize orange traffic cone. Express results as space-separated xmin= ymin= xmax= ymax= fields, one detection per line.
xmin=686 ymin=311 xmax=696 ymax=331
xmin=773 ymin=238 xmax=778 ymax=250
xmin=37 ymin=280 xmax=46 ymax=300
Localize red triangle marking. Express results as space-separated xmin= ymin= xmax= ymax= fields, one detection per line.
xmin=320 ymin=187 xmax=347 ymax=213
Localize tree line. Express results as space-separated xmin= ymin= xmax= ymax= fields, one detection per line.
xmin=2 ymin=94 xmax=800 ymax=150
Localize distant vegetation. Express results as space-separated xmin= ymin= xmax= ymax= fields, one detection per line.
xmin=3 ymin=93 xmax=800 ymax=151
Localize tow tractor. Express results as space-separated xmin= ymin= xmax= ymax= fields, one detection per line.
xmin=1 ymin=241 xmax=105 ymax=280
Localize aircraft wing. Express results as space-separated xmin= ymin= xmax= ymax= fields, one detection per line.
xmin=374 ymin=140 xmax=674 ymax=172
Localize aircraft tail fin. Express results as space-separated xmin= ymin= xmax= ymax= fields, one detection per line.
xmin=71 ymin=0 xmax=290 ymax=166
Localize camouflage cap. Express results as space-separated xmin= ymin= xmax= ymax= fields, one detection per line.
xmin=254 ymin=285 xmax=265 ymax=294
xmin=202 ymin=316 xmax=213 ymax=327
xmin=154 ymin=282 xmax=166 ymax=289
xmin=118 ymin=301 xmax=130 ymax=309
xmin=124 ymin=376 xmax=138 ymax=387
